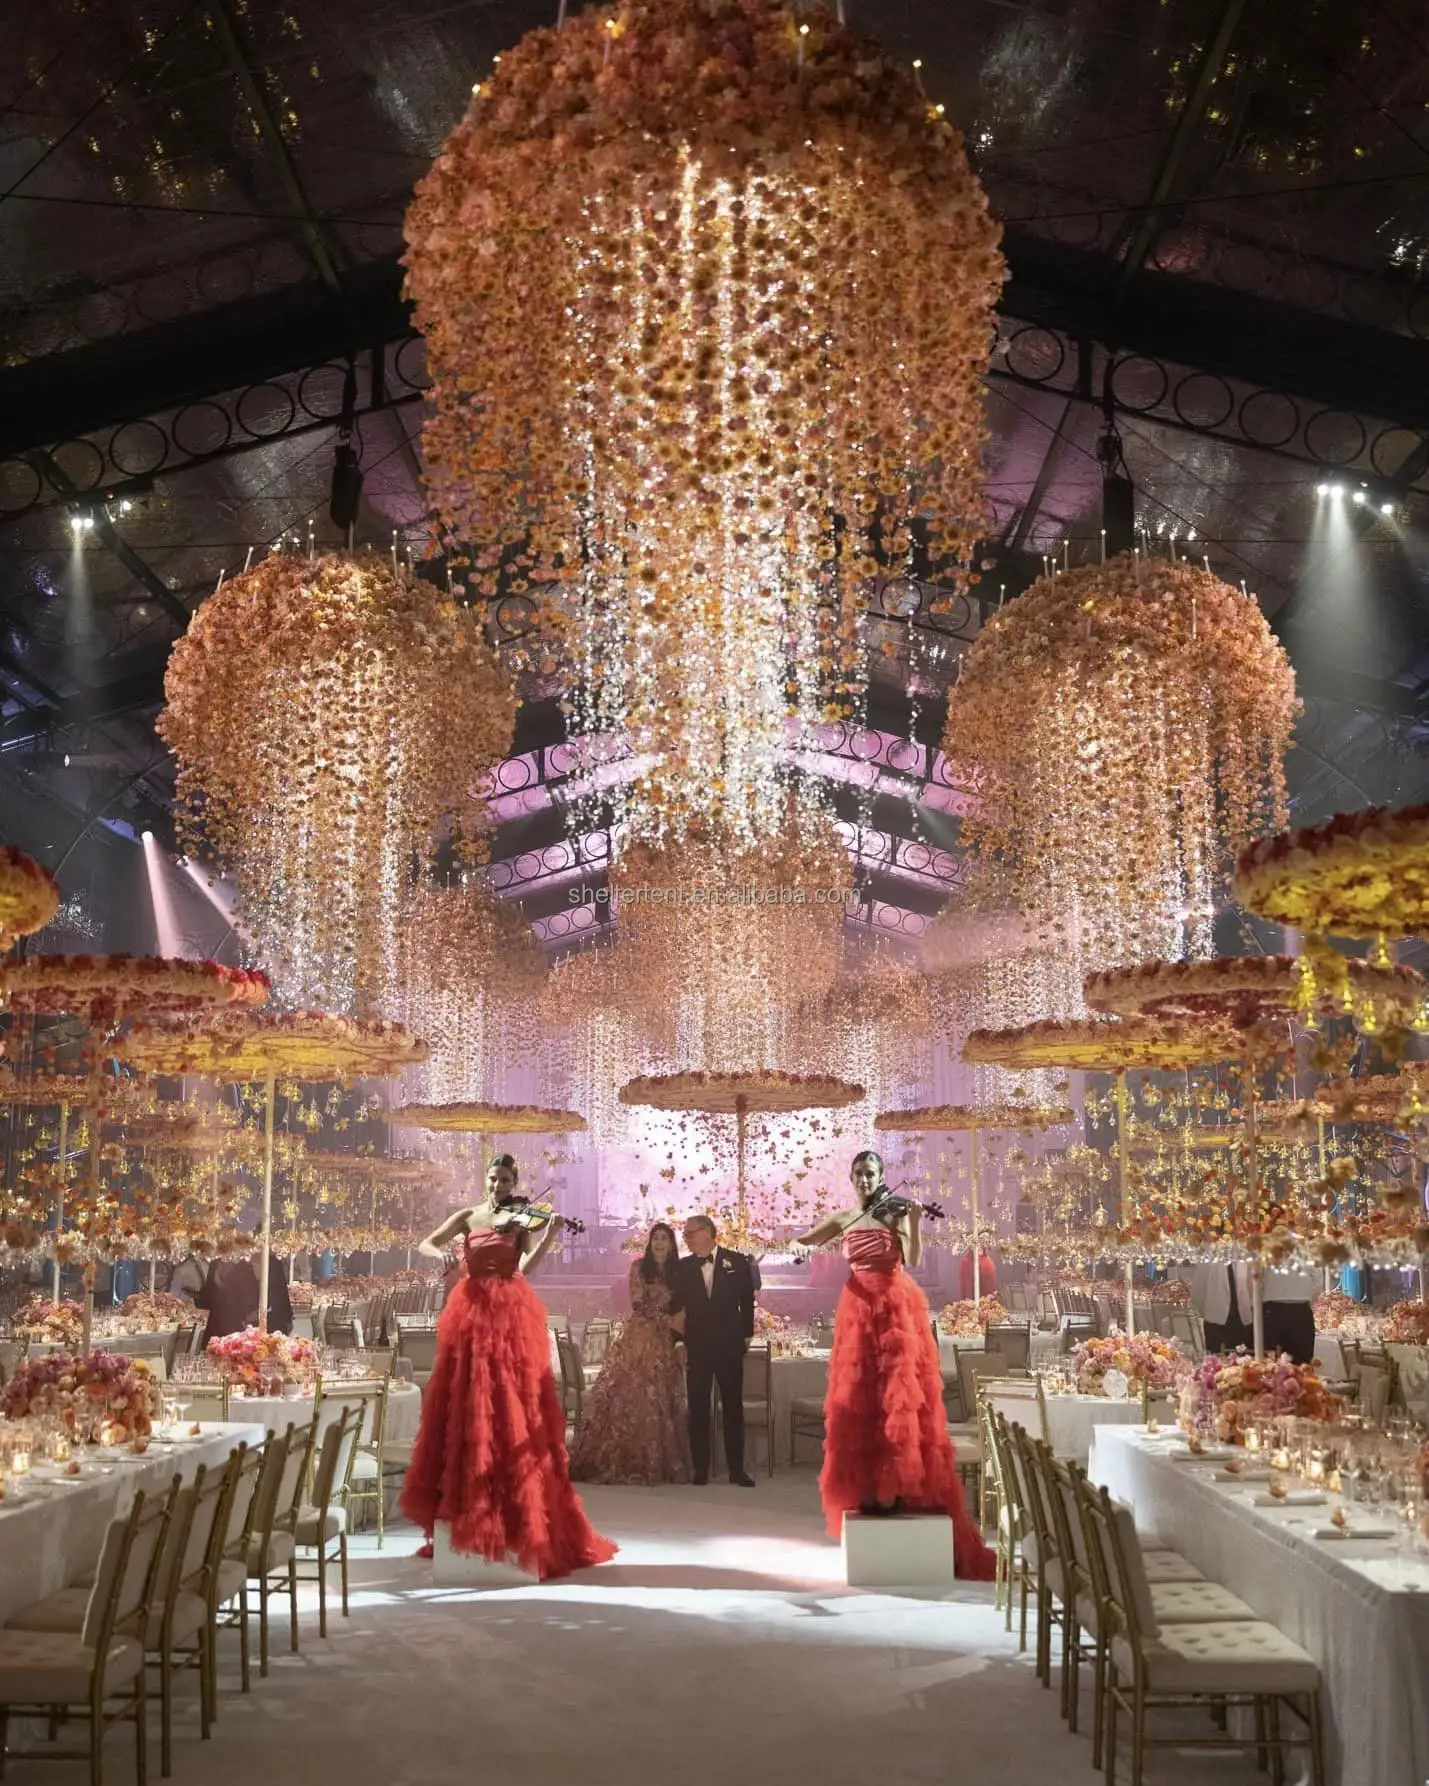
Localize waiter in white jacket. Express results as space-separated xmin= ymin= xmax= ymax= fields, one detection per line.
xmin=1192 ymin=1261 xmax=1317 ymax=1362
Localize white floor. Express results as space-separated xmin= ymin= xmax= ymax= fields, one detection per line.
xmin=6 ymin=1468 xmax=1271 ymax=1785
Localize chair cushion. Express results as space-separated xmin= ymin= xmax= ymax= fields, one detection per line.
xmin=248 ymin=1531 xmax=296 ymax=1575
xmin=1022 ymin=1531 xmax=1040 ymax=1570
xmin=381 ymin=1443 xmax=416 ymax=1467
xmin=1140 ymin=1550 xmax=1206 ymax=1584
xmin=156 ymin=1592 xmax=207 ymax=1647
xmin=295 ymin=1505 xmax=346 ymax=1544
xmin=741 ymin=1400 xmax=769 ymax=1415
xmin=1150 ymin=1580 xmax=1258 ymax=1624
xmin=215 ymin=1560 xmax=247 ymax=1603
xmin=5 ymin=1588 xmax=88 ymax=1634
xmin=1112 ymin=1620 xmax=1321 ymax=1694
xmin=351 ymin=1453 xmax=379 ymax=1482
xmin=0 ymin=1632 xmax=143 ymax=1703
xmin=789 ymin=1398 xmax=825 ymax=1419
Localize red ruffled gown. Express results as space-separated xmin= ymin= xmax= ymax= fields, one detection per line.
xmin=399 ymin=1229 xmax=616 ymax=1580
xmin=820 ymin=1225 xmax=995 ymax=1578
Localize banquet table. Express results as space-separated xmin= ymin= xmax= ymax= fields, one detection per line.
xmin=936 ymin=1331 xmax=1060 ymax=1372
xmin=986 ymin=1388 xmax=1148 ymax=1464
xmin=1089 ymin=1424 xmax=1429 ymax=1786
xmin=0 ymin=1421 xmax=264 ymax=1625
xmin=223 ymin=1380 xmax=422 ymax=1446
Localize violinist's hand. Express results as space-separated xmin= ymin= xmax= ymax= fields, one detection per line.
xmin=789 ymin=1242 xmax=812 ymax=1264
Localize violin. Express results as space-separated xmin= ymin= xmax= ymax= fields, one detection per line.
xmin=493 ymin=1198 xmax=587 ymax=1235
xmin=871 ymin=1184 xmax=945 ymax=1221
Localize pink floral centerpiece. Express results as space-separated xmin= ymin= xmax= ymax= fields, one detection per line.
xmin=0 ymin=1349 xmax=162 ymax=1440
xmin=1073 ymin=1331 xmax=1190 ymax=1397
xmin=206 ymin=1327 xmax=317 ymax=1394
xmin=108 ymin=1291 xmax=192 ymax=1332
xmin=1384 ymin=1301 xmax=1429 ymax=1345
xmin=14 ymin=1298 xmax=84 ymax=1347
xmin=1178 ymin=1350 xmax=1343 ymax=1445
xmin=938 ymin=1298 xmax=1011 ymax=1338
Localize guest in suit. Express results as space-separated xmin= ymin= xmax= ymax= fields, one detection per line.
xmin=670 ymin=1214 xmax=756 ymax=1487
xmin=1191 ymin=1263 xmax=1251 ymax=1355
xmin=195 ymin=1253 xmax=294 ymax=1344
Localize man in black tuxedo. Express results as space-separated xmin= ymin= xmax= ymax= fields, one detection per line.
xmin=671 ymin=1214 xmax=756 ymax=1488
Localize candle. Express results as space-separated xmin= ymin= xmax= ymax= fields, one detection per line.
xmin=1244 ymin=1427 xmax=1261 ymax=1453
xmin=1270 ymin=1446 xmax=1292 ymax=1472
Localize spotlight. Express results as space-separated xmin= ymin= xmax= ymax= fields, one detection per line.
xmin=1381 ymin=501 xmax=1395 ymax=516
xmin=62 ymin=754 xmax=70 ymax=767
xmin=1316 ymin=484 xmax=1330 ymax=497
xmin=68 ymin=507 xmax=94 ymax=532
xmin=1352 ymin=489 xmax=1367 ymax=506
xmin=1330 ymin=484 xmax=1346 ymax=498
xmin=141 ymin=829 xmax=154 ymax=843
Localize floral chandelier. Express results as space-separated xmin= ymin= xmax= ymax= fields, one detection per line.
xmin=611 ymin=813 xmax=851 ymax=1069
xmin=538 ymin=946 xmax=671 ymax=1147
xmin=795 ymin=949 xmax=932 ymax=1115
xmin=388 ymin=883 xmax=547 ymax=1104
xmin=160 ymin=552 xmax=515 ymax=1013
xmin=405 ymin=0 xmax=1003 ymax=847
xmin=943 ymin=554 xmax=1298 ymax=982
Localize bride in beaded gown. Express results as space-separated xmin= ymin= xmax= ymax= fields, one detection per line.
xmin=399 ymin=1155 xmax=615 ymax=1581
xmin=570 ymin=1223 xmax=692 ymax=1486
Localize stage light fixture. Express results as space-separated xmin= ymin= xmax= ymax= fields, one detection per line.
xmin=1382 ymin=501 xmax=1395 ymax=516
xmin=141 ymin=829 xmax=154 ymax=843
xmin=1316 ymin=483 xmax=1330 ymax=497
xmin=1352 ymin=489 xmax=1367 ymax=505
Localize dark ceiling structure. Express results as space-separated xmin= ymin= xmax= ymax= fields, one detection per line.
xmin=5 ymin=0 xmax=1429 ymax=953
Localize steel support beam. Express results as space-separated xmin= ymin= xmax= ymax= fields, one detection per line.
xmin=5 ymin=234 xmax=1429 ymax=464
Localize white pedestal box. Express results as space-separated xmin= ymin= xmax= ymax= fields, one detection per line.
xmin=431 ymin=1523 xmax=536 ymax=1588
xmin=841 ymin=1513 xmax=958 ymax=1589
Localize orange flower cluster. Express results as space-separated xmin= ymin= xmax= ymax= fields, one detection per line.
xmin=943 ymin=555 xmax=1297 ymax=979
xmin=611 ymin=815 xmax=851 ymax=1069
xmin=388 ymin=883 xmax=547 ymax=1103
xmin=796 ymin=952 xmax=931 ymax=1112
xmin=160 ymin=552 xmax=515 ymax=1011
xmin=0 ymin=847 xmax=58 ymax=947
xmin=1236 ymin=801 xmax=1429 ymax=941
xmin=406 ymin=0 xmax=1002 ymax=844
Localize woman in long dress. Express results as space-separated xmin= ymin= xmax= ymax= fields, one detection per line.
xmin=399 ymin=1154 xmax=615 ymax=1580
xmin=569 ymin=1223 xmax=691 ymax=1486
xmin=796 ymin=1149 xmax=995 ymax=1578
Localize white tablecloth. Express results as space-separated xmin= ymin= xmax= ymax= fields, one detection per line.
xmin=225 ymin=1381 xmax=421 ymax=1446
xmin=936 ymin=1331 xmax=1060 ymax=1371
xmin=1089 ymin=1424 xmax=1429 ymax=1786
xmin=987 ymin=1389 xmax=1147 ymax=1464
xmin=770 ymin=1353 xmax=832 ymax=1439
xmin=0 ymin=1422 xmax=264 ymax=1625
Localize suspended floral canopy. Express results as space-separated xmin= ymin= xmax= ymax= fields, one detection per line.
xmin=388 ymin=882 xmax=547 ymax=1103
xmin=0 ymin=848 xmax=59 ymax=949
xmin=1235 ymin=800 xmax=1429 ymax=942
xmin=390 ymin=1102 xmax=588 ymax=1135
xmin=611 ymin=813 xmax=852 ymax=1069
xmin=1084 ymin=954 xmax=1426 ymax=1033
xmin=943 ymin=555 xmax=1298 ymax=981
xmin=160 ymin=552 xmax=515 ymax=1014
xmin=406 ymin=0 xmax=1003 ymax=846
xmin=0 ymin=955 xmax=267 ymax=1026
xmin=538 ymin=946 xmax=670 ymax=1147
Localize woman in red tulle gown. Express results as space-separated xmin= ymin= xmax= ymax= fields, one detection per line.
xmin=400 ymin=1155 xmax=615 ymax=1581
xmin=796 ymin=1150 xmax=994 ymax=1579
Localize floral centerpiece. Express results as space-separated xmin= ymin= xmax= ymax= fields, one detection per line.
xmin=206 ymin=1327 xmax=317 ymax=1393
xmin=1179 ymin=1350 xmax=1343 ymax=1444
xmin=1384 ymin=1301 xmax=1429 ymax=1345
xmin=14 ymin=1297 xmax=84 ymax=1346
xmin=108 ymin=1291 xmax=193 ymax=1331
xmin=1147 ymin=1279 xmax=1192 ymax=1307
xmin=1313 ymin=1290 xmax=1362 ymax=1331
xmin=0 ymin=1349 xmax=162 ymax=1439
xmin=938 ymin=1298 xmax=1011 ymax=1338
xmin=1073 ymin=1331 xmax=1190 ymax=1397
